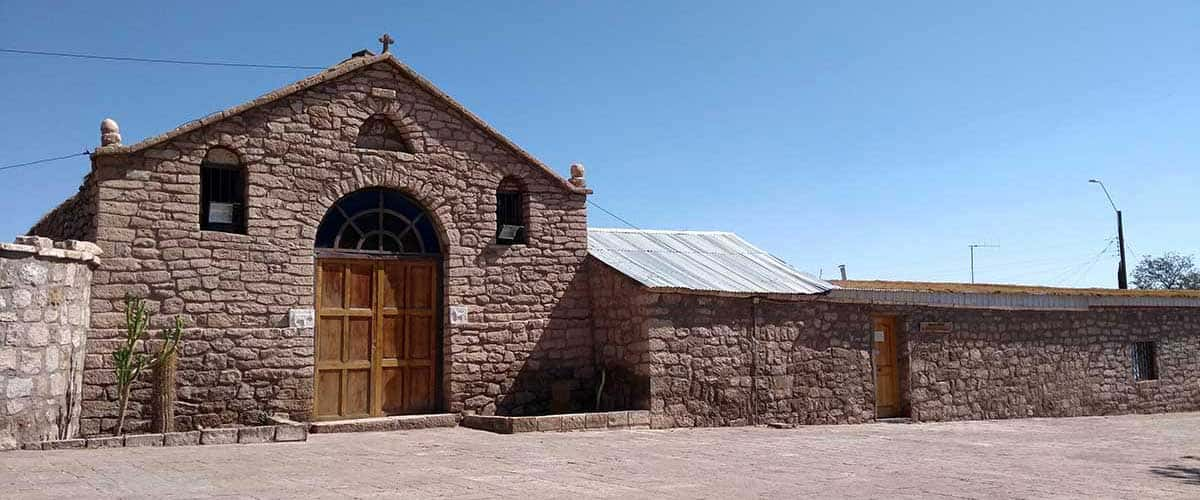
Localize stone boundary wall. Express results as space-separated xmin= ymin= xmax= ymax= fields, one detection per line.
xmin=0 ymin=236 xmax=101 ymax=450
xmin=878 ymin=305 xmax=1200 ymax=421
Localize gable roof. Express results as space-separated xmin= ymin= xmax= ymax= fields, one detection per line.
xmin=92 ymin=53 xmax=586 ymax=194
xmin=587 ymin=228 xmax=835 ymax=295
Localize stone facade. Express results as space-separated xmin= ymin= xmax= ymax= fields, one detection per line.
xmin=0 ymin=237 xmax=100 ymax=449
xmin=34 ymin=54 xmax=593 ymax=436
xmin=588 ymin=261 xmax=874 ymax=428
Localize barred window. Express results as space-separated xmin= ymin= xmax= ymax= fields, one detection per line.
xmin=495 ymin=177 xmax=526 ymax=245
xmin=200 ymin=148 xmax=246 ymax=234
xmin=1133 ymin=341 xmax=1158 ymax=381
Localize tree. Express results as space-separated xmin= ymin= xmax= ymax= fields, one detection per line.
xmin=1131 ymin=253 xmax=1200 ymax=290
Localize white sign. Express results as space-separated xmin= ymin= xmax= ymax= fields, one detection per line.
xmin=208 ymin=202 xmax=236 ymax=224
xmin=873 ymin=330 xmax=886 ymax=342
xmin=288 ymin=309 xmax=315 ymax=329
xmin=450 ymin=306 xmax=469 ymax=325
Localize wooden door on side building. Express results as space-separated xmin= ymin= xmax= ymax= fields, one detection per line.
xmin=872 ymin=316 xmax=902 ymax=418
xmin=315 ymin=258 xmax=439 ymax=420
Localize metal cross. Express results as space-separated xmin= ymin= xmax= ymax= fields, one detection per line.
xmin=379 ymin=33 xmax=395 ymax=54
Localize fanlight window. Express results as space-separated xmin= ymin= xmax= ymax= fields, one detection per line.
xmin=355 ymin=114 xmax=412 ymax=153
xmin=315 ymin=188 xmax=440 ymax=255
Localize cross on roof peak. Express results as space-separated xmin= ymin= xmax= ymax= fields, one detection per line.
xmin=378 ymin=33 xmax=395 ymax=54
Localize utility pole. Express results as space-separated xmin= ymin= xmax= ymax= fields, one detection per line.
xmin=968 ymin=244 xmax=999 ymax=284
xmin=1089 ymin=179 xmax=1128 ymax=289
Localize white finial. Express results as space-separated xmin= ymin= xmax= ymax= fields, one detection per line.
xmin=100 ymin=118 xmax=121 ymax=146
xmin=569 ymin=163 xmax=586 ymax=188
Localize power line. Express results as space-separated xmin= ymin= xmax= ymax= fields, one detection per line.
xmin=0 ymin=151 xmax=90 ymax=172
xmin=587 ymin=199 xmax=639 ymax=229
xmin=0 ymin=48 xmax=324 ymax=70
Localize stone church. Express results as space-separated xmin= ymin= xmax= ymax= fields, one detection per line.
xmin=5 ymin=45 xmax=1200 ymax=442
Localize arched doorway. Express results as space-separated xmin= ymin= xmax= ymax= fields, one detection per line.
xmin=312 ymin=187 xmax=442 ymax=420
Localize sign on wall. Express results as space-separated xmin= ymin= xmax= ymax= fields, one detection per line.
xmin=920 ymin=322 xmax=953 ymax=334
xmin=450 ymin=305 xmax=470 ymax=325
xmin=288 ymin=309 xmax=315 ymax=329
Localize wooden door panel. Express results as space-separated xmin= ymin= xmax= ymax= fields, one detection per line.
xmin=382 ymin=367 xmax=404 ymax=414
xmin=316 ymin=371 xmax=341 ymax=416
xmin=411 ymin=368 xmax=433 ymax=411
xmin=317 ymin=317 xmax=342 ymax=363
xmin=381 ymin=315 xmax=403 ymax=359
xmin=315 ymin=258 xmax=439 ymax=420
xmin=344 ymin=369 xmax=371 ymax=416
xmin=408 ymin=315 xmax=432 ymax=360
xmin=346 ymin=318 xmax=372 ymax=363
xmin=407 ymin=263 xmax=435 ymax=310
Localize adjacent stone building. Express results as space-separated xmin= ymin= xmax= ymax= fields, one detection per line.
xmin=5 ymin=47 xmax=1199 ymax=442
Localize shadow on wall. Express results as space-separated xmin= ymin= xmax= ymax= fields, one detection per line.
xmin=493 ymin=268 xmax=596 ymax=416
xmin=1151 ymin=456 xmax=1200 ymax=486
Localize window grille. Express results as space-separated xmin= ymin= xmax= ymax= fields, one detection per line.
xmin=495 ymin=191 xmax=525 ymax=245
xmin=314 ymin=188 xmax=440 ymax=255
xmin=200 ymin=150 xmax=246 ymax=234
xmin=1132 ymin=341 xmax=1158 ymax=381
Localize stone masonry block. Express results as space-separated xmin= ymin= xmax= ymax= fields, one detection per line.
xmin=163 ymin=431 xmax=201 ymax=446
xmin=44 ymin=439 xmax=86 ymax=450
xmin=124 ymin=434 xmax=164 ymax=447
xmin=86 ymin=436 xmax=125 ymax=449
xmin=200 ymin=428 xmax=238 ymax=445
xmin=629 ymin=411 xmax=651 ymax=428
xmin=606 ymin=411 xmax=629 ymax=429
xmin=535 ymin=415 xmax=563 ymax=432
xmin=237 ymin=426 xmax=275 ymax=444
xmin=585 ymin=412 xmax=608 ymax=429
xmin=510 ymin=417 xmax=537 ymax=433
xmin=561 ymin=414 xmax=587 ymax=432
xmin=273 ymin=424 xmax=307 ymax=442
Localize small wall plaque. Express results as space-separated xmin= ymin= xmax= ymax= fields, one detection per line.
xmin=288 ymin=309 xmax=315 ymax=329
xmin=450 ymin=305 xmax=469 ymax=325
xmin=920 ymin=322 xmax=953 ymax=334
xmin=873 ymin=330 xmax=886 ymax=342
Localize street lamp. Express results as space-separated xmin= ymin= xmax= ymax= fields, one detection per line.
xmin=1089 ymin=179 xmax=1128 ymax=289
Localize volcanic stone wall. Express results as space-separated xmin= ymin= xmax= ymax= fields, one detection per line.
xmin=74 ymin=57 xmax=592 ymax=435
xmin=587 ymin=261 xmax=875 ymax=428
xmin=28 ymin=174 xmax=98 ymax=243
xmin=0 ymin=237 xmax=100 ymax=449
xmin=878 ymin=305 xmax=1200 ymax=421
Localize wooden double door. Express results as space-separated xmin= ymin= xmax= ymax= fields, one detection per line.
xmin=315 ymin=258 xmax=439 ymax=420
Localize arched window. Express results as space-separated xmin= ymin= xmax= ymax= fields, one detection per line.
xmin=315 ymin=188 xmax=440 ymax=255
xmin=200 ymin=147 xmax=247 ymax=233
xmin=355 ymin=114 xmax=412 ymax=153
xmin=495 ymin=177 xmax=527 ymax=245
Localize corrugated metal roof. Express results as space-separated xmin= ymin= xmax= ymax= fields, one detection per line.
xmin=587 ymin=228 xmax=836 ymax=295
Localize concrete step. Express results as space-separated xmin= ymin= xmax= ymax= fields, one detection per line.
xmin=308 ymin=413 xmax=460 ymax=434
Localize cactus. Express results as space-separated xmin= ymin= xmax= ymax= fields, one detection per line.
xmin=113 ymin=295 xmax=184 ymax=436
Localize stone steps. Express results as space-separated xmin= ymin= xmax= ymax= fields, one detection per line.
xmin=308 ymin=413 xmax=460 ymax=434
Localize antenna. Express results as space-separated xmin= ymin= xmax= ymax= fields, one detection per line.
xmin=968 ymin=244 xmax=1000 ymax=284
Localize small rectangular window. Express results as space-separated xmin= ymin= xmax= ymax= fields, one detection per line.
xmin=495 ymin=191 xmax=525 ymax=244
xmin=1132 ymin=341 xmax=1158 ymax=381
xmin=200 ymin=164 xmax=246 ymax=233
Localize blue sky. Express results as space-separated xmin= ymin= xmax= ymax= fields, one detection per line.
xmin=2 ymin=1 xmax=1197 ymax=287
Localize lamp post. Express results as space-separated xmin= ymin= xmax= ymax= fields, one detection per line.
xmin=1089 ymin=179 xmax=1128 ymax=289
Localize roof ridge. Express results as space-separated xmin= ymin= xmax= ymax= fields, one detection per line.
xmin=92 ymin=53 xmax=587 ymax=195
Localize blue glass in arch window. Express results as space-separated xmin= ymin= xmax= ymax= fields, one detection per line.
xmin=314 ymin=188 xmax=440 ymax=255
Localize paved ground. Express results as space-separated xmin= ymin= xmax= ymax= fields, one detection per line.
xmin=3 ymin=412 xmax=1200 ymax=499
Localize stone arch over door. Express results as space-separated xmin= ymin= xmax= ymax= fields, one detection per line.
xmin=311 ymin=187 xmax=445 ymax=420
